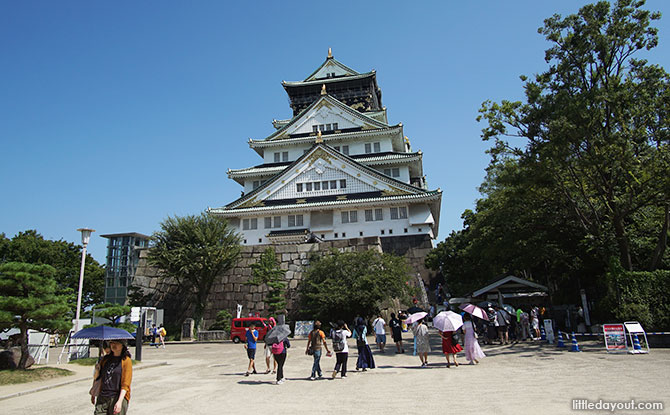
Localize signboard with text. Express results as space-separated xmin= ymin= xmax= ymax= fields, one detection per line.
xmin=603 ymin=323 xmax=627 ymax=352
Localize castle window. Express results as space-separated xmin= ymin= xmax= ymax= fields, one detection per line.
xmin=253 ymin=180 xmax=260 ymax=189
xmin=341 ymin=211 xmax=358 ymax=224
xmin=374 ymin=208 xmax=383 ymax=221
xmin=330 ymin=180 xmax=337 ymax=189
xmin=296 ymin=183 xmax=303 ymax=192
xmin=390 ymin=207 xmax=407 ymax=220
xmin=365 ymin=143 xmax=372 ymax=153
xmin=333 ymin=123 xmax=339 ymax=130
xmin=388 ymin=229 xmax=393 ymax=234
xmin=306 ymin=182 xmax=313 ymax=191
xmin=273 ymin=216 xmax=281 ymax=228
xmin=282 ymin=151 xmax=289 ymax=162
xmin=314 ymin=182 xmax=321 ymax=191
xmin=381 ymin=229 xmax=385 ymax=235
xmin=365 ymin=209 xmax=373 ymax=222
xmin=313 ymin=125 xmax=318 ymax=133
xmin=242 ymin=218 xmax=258 ymax=230
xmin=342 ymin=145 xmax=349 ymax=155
xmin=334 ymin=146 xmax=340 ymax=151
xmin=322 ymin=181 xmax=329 ymax=190
xmin=384 ymin=168 xmax=400 ymax=178
xmin=374 ymin=142 xmax=381 ymax=152
xmin=288 ymin=214 xmax=303 ymax=227
xmin=274 ymin=152 xmax=281 ymax=163
xmin=340 ymin=179 xmax=346 ymax=189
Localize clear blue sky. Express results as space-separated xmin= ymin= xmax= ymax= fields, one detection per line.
xmin=2 ymin=1 xmax=669 ymax=264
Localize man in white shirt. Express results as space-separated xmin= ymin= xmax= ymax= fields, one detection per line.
xmin=372 ymin=314 xmax=386 ymax=353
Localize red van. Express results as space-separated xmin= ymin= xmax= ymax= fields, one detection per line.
xmin=230 ymin=317 xmax=271 ymax=343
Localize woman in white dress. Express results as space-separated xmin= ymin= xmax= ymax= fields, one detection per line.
xmin=462 ymin=313 xmax=486 ymax=364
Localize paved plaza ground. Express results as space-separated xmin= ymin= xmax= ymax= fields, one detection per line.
xmin=1 ymin=332 xmax=668 ymax=414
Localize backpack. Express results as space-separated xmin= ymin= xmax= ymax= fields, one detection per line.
xmin=332 ymin=330 xmax=345 ymax=352
xmin=271 ymin=341 xmax=284 ymax=355
xmin=311 ymin=330 xmax=323 ymax=350
xmin=160 ymin=327 xmax=167 ymax=337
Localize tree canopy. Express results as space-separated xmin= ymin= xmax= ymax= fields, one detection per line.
xmin=0 ymin=230 xmax=105 ymax=308
xmin=148 ymin=213 xmax=241 ymax=329
xmin=0 ymin=262 xmax=72 ymax=369
xmin=478 ymin=0 xmax=669 ymax=272
xmin=427 ymin=0 xmax=669 ymax=315
xmin=299 ymin=249 xmax=412 ymax=324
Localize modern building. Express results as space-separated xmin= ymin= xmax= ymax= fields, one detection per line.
xmin=100 ymin=232 xmax=151 ymax=304
xmin=208 ymin=50 xmax=441 ymax=246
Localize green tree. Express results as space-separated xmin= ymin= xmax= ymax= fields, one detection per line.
xmin=248 ymin=248 xmax=287 ymax=316
xmin=0 ymin=262 xmax=72 ymax=369
xmin=148 ymin=213 xmax=241 ymax=330
xmin=209 ymin=309 xmax=232 ymax=332
xmin=0 ymin=230 xmax=105 ymax=307
xmin=86 ymin=303 xmax=136 ymax=333
xmin=299 ymin=249 xmax=412 ymax=324
xmin=478 ymin=0 xmax=670 ymax=272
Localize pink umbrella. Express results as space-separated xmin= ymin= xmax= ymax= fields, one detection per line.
xmin=459 ymin=303 xmax=489 ymax=321
xmin=404 ymin=311 xmax=428 ymax=324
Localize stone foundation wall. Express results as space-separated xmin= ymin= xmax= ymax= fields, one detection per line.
xmin=131 ymin=235 xmax=435 ymax=328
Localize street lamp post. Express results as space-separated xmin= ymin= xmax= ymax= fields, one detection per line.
xmin=74 ymin=228 xmax=95 ymax=335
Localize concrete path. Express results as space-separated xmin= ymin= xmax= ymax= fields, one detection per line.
xmin=1 ymin=333 xmax=668 ymax=414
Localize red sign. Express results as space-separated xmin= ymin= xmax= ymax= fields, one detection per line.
xmin=603 ymin=323 xmax=626 ymax=351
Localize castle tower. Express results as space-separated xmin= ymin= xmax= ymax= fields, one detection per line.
xmin=209 ymin=50 xmax=441 ymax=247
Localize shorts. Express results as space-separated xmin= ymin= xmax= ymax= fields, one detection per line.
xmin=265 ymin=345 xmax=272 ymax=358
xmin=375 ymin=333 xmax=386 ymax=344
xmin=247 ymin=347 xmax=256 ymax=360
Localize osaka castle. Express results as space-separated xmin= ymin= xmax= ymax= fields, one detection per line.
xmin=208 ymin=49 xmax=441 ymax=246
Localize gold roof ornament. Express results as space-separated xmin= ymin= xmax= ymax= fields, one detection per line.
xmin=315 ymin=130 xmax=323 ymax=143
xmin=327 ymin=47 xmax=333 ymax=58
xmin=321 ymin=84 xmax=327 ymax=95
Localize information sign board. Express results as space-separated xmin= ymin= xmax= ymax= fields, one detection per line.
xmin=603 ymin=323 xmax=627 ymax=352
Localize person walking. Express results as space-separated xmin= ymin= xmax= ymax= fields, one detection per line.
xmin=353 ymin=317 xmax=376 ymax=371
xmin=157 ymin=325 xmax=166 ymax=349
xmin=462 ymin=313 xmax=485 ymax=364
xmin=264 ymin=320 xmax=277 ymax=374
xmin=331 ymin=320 xmax=351 ymax=379
xmin=413 ymin=318 xmax=431 ymax=367
xmin=389 ymin=312 xmax=404 ymax=353
xmin=372 ymin=314 xmax=387 ymax=353
xmin=244 ymin=323 xmax=258 ymax=376
xmin=92 ymin=340 xmax=132 ymax=415
xmin=439 ymin=329 xmax=463 ymax=368
xmin=271 ymin=337 xmax=291 ymax=385
xmin=150 ymin=324 xmax=157 ymax=347
xmin=305 ymin=320 xmax=331 ymax=380
xmin=531 ymin=306 xmax=540 ymax=340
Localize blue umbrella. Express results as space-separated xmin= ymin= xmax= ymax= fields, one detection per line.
xmin=72 ymin=325 xmax=134 ymax=340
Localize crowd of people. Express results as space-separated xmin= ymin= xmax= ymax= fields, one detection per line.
xmin=237 ymin=307 xmax=497 ymax=385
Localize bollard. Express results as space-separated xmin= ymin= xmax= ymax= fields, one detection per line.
xmin=541 ymin=326 xmax=546 ymax=341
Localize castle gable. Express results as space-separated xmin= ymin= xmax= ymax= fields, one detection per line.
xmin=263 ymin=95 xmax=389 ymax=141
xmin=224 ymin=144 xmax=421 ymax=210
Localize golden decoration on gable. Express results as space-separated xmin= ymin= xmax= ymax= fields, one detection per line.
xmin=382 ymin=187 xmax=412 ymax=196
xmin=336 ymin=195 xmax=347 ymax=200
xmin=303 ymin=148 xmax=334 ymax=167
